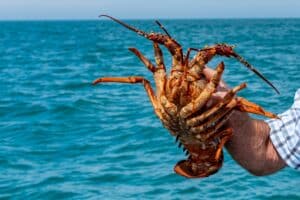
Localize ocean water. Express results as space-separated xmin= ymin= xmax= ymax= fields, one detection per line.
xmin=0 ymin=18 xmax=299 ymax=199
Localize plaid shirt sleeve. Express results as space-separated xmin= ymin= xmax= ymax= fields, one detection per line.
xmin=265 ymin=89 xmax=300 ymax=170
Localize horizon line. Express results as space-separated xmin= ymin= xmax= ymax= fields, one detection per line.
xmin=0 ymin=16 xmax=300 ymax=22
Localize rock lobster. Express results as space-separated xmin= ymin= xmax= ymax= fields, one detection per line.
xmin=93 ymin=15 xmax=279 ymax=178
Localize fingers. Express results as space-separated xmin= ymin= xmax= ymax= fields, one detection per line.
xmin=203 ymin=66 xmax=230 ymax=108
xmin=203 ymin=66 xmax=228 ymax=90
xmin=203 ymin=66 xmax=215 ymax=79
xmin=206 ymin=92 xmax=228 ymax=108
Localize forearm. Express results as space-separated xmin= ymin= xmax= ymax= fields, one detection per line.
xmin=226 ymin=111 xmax=286 ymax=176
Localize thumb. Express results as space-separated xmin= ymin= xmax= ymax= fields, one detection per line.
xmin=203 ymin=66 xmax=215 ymax=80
xmin=203 ymin=65 xmax=228 ymax=89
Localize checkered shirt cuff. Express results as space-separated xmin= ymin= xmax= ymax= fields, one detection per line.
xmin=265 ymin=89 xmax=300 ymax=170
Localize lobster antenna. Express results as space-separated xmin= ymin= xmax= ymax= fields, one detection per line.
xmin=233 ymin=53 xmax=280 ymax=94
xmin=99 ymin=14 xmax=149 ymax=38
xmin=155 ymin=20 xmax=171 ymax=37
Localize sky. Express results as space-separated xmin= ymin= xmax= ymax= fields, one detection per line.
xmin=0 ymin=0 xmax=300 ymax=20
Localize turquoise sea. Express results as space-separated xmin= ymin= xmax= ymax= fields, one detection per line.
xmin=1 ymin=19 xmax=299 ymax=199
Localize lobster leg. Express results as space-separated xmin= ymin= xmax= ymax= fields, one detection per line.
xmin=152 ymin=42 xmax=167 ymax=95
xmin=152 ymin=42 xmax=178 ymax=116
xmin=186 ymin=82 xmax=277 ymax=129
xmin=214 ymin=128 xmax=233 ymax=160
xmin=180 ymin=62 xmax=225 ymax=119
xmin=93 ymin=77 xmax=156 ymax=102
xmin=153 ymin=43 xmax=166 ymax=71
xmin=93 ymin=77 xmax=161 ymax=119
xmin=191 ymin=97 xmax=278 ymax=140
xmin=175 ymin=48 xmax=202 ymax=106
xmin=236 ymin=97 xmax=278 ymax=119
xmin=129 ymin=48 xmax=156 ymax=73
xmin=187 ymin=50 xmax=209 ymax=80
xmin=189 ymin=100 xmax=237 ymax=136
xmin=129 ymin=44 xmax=167 ymax=97
xmin=192 ymin=110 xmax=234 ymax=141
xmin=99 ymin=15 xmax=186 ymax=105
xmin=186 ymin=83 xmax=247 ymax=127
xmin=129 ymin=43 xmax=177 ymax=117
xmin=92 ymin=76 xmax=179 ymax=131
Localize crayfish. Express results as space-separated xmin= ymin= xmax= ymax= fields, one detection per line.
xmin=93 ymin=15 xmax=278 ymax=178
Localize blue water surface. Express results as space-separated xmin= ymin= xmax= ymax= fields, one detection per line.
xmin=0 ymin=19 xmax=300 ymax=199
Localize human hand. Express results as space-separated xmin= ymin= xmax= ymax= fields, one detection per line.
xmin=203 ymin=66 xmax=230 ymax=107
